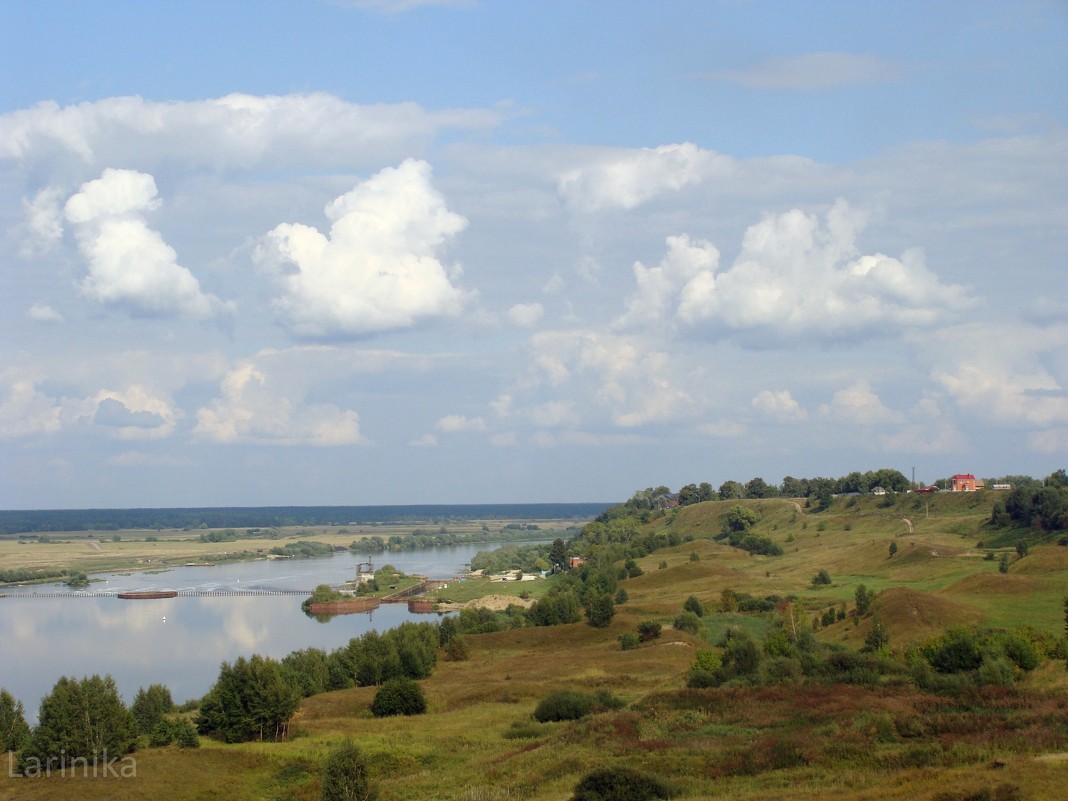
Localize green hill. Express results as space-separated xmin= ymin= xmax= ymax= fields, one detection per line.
xmin=4 ymin=491 xmax=1067 ymax=801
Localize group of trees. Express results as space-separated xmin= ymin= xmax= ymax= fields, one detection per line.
xmin=990 ymin=470 xmax=1068 ymax=533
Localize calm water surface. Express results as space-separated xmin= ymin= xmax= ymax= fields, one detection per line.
xmin=0 ymin=543 xmax=506 ymax=721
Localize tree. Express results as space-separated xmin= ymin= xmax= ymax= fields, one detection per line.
xmin=683 ymin=595 xmax=704 ymax=617
xmin=369 ymin=678 xmax=426 ymax=717
xmin=745 ymin=477 xmax=776 ymax=499
xmin=854 ymin=585 xmax=875 ymax=616
xmin=0 ymin=689 xmax=30 ymax=753
xmin=888 ymin=541 xmax=898 ymax=558
xmin=131 ymin=683 xmax=174 ymax=735
xmin=812 ymin=569 xmax=832 ymax=586
xmin=23 ymin=675 xmax=136 ymax=764
xmin=198 ymin=655 xmax=300 ymax=742
xmin=321 ymin=740 xmax=377 ymax=801
xmin=723 ymin=505 xmax=758 ymax=534
xmin=548 ymin=538 xmax=568 ymax=573
xmin=779 ymin=476 xmax=808 ymax=498
xmin=584 ymin=593 xmax=615 ymax=628
xmin=638 ymin=620 xmax=662 ymax=642
xmin=862 ymin=617 xmax=890 ymax=653
xmin=718 ymin=481 xmax=745 ymax=500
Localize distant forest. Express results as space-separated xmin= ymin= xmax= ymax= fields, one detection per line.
xmin=0 ymin=503 xmax=614 ymax=537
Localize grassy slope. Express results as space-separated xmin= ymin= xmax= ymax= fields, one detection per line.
xmin=3 ymin=494 xmax=1068 ymax=800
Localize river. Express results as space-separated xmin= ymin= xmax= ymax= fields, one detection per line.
xmin=0 ymin=542 xmax=514 ymax=722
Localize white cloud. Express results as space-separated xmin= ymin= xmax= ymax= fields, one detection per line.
xmin=818 ymin=380 xmax=902 ymax=425
xmin=106 ymin=451 xmax=192 ymax=467
xmin=1028 ymin=428 xmax=1068 ymax=454
xmin=19 ymin=186 xmax=64 ymax=256
xmin=26 ymin=303 xmax=63 ymax=323
xmin=709 ymin=52 xmax=900 ymax=91
xmin=674 ymin=201 xmax=977 ymax=345
xmin=409 ymin=433 xmax=438 ymax=447
xmin=517 ymin=330 xmax=693 ymax=428
xmin=257 ymin=159 xmax=469 ymax=338
xmin=558 ymin=143 xmax=725 ymax=212
xmin=930 ymin=323 xmax=1068 ymax=428
xmin=0 ymin=94 xmax=499 ymax=172
xmin=436 ymin=414 xmax=486 ymax=433
xmin=752 ymin=389 xmax=808 ymax=422
xmin=0 ymin=374 xmax=63 ymax=438
xmin=195 ymin=362 xmax=363 ymax=446
xmin=87 ymin=387 xmax=178 ymax=440
xmin=614 ymin=234 xmax=719 ymax=331
xmin=698 ymin=420 xmax=747 ymax=438
xmin=64 ymin=169 xmax=233 ymax=320
xmin=507 ymin=302 xmax=544 ymax=328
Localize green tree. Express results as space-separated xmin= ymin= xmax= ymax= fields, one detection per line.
xmin=198 ymin=655 xmax=300 ymax=742
xmin=888 ymin=541 xmax=898 ymax=558
xmin=683 ymin=595 xmax=704 ymax=617
xmin=23 ymin=675 xmax=136 ymax=763
xmin=0 ymin=689 xmax=30 ymax=753
xmin=855 ymin=584 xmax=875 ymax=616
xmin=812 ymin=569 xmax=832 ymax=586
xmin=369 ymin=678 xmax=426 ymax=718
xmin=862 ymin=617 xmax=890 ymax=653
xmin=321 ymin=740 xmax=377 ymax=801
xmin=723 ymin=505 xmax=758 ymax=533
xmin=548 ymin=538 xmax=568 ymax=573
xmin=131 ymin=683 xmax=174 ymax=735
xmin=173 ymin=718 xmax=200 ymax=749
xmin=718 ymin=481 xmax=745 ymax=500
xmin=584 ymin=593 xmax=615 ymax=628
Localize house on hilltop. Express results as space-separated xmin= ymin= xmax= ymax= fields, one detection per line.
xmin=950 ymin=474 xmax=984 ymax=492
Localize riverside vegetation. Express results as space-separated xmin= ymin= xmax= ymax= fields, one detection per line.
xmin=2 ymin=470 xmax=1068 ymax=800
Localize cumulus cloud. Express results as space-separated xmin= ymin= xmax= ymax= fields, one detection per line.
xmin=0 ymin=375 xmax=63 ymax=438
xmin=194 ymin=362 xmax=363 ymax=446
xmin=929 ymin=323 xmax=1068 ymax=427
xmin=436 ymin=414 xmax=487 ymax=433
xmin=257 ymin=159 xmax=469 ymax=338
xmin=19 ymin=186 xmax=64 ymax=256
xmin=752 ymin=389 xmax=808 ymax=422
xmin=88 ymin=388 xmax=177 ymax=439
xmin=818 ymin=380 xmax=902 ymax=425
xmin=660 ymin=201 xmax=977 ymax=345
xmin=507 ymin=302 xmax=544 ymax=328
xmin=0 ymin=94 xmax=499 ymax=171
xmin=614 ymin=234 xmax=719 ymax=331
xmin=26 ymin=303 xmax=63 ymax=323
xmin=64 ymin=169 xmax=233 ymax=320
xmin=517 ymin=330 xmax=693 ymax=428
xmin=558 ymin=143 xmax=725 ymax=212
xmin=708 ymin=52 xmax=900 ymax=91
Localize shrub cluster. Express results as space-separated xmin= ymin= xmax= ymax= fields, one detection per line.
xmin=532 ymin=689 xmax=624 ymax=723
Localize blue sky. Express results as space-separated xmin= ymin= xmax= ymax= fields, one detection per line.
xmin=2 ymin=0 xmax=1066 ymax=508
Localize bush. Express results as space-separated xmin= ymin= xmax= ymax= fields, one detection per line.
xmin=321 ymin=740 xmax=377 ymax=801
xmin=812 ymin=569 xmax=831 ymax=586
xmin=638 ymin=620 xmax=662 ymax=642
xmin=174 ymin=718 xmax=200 ymax=749
xmin=619 ymin=633 xmax=640 ymax=651
xmin=673 ymin=611 xmax=701 ymax=635
xmin=683 ymin=596 xmax=704 ymax=617
xmin=584 ymin=593 xmax=616 ymax=628
xmin=369 ymin=678 xmax=427 ymax=718
xmin=571 ymin=767 xmax=677 ymax=801
xmin=149 ymin=719 xmax=174 ymax=747
xmin=532 ymin=689 xmax=622 ymax=723
xmin=442 ymin=637 xmax=469 ymax=662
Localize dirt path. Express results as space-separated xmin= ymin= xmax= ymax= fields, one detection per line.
xmin=901 ymin=517 xmax=914 ymax=533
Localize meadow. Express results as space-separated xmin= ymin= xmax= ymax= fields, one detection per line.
xmin=2 ymin=491 xmax=1067 ymax=800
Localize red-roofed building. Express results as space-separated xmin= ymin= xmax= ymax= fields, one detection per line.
xmin=950 ymin=474 xmax=984 ymax=492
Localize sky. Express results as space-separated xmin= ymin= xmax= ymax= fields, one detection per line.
xmin=2 ymin=0 xmax=1067 ymax=509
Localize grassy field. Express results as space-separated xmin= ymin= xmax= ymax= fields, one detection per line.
xmin=2 ymin=492 xmax=1068 ymax=800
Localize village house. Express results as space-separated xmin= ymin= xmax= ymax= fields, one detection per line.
xmin=950 ymin=474 xmax=984 ymax=492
